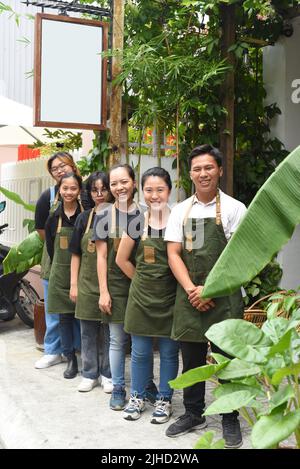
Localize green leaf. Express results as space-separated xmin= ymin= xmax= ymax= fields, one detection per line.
xmin=217 ymin=358 xmax=261 ymax=380
xmin=210 ymin=352 xmax=229 ymax=364
xmin=3 ymin=231 xmax=44 ymax=274
xmin=194 ymin=431 xmax=225 ymax=450
xmin=204 ymin=390 xmax=255 ymax=416
xmin=206 ymin=319 xmax=272 ymax=363
xmin=169 ymin=362 xmax=228 ymax=390
xmin=271 ymin=363 xmax=300 ymax=386
xmin=251 ymin=409 xmax=300 ymax=449
xmin=202 ymin=146 xmax=300 ymax=298
xmin=214 ymin=382 xmax=265 ymax=399
xmin=268 ymin=385 xmax=295 ymax=413
xmin=0 ymin=186 xmax=35 ymax=212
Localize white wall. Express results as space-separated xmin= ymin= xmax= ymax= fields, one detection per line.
xmin=263 ymin=18 xmax=300 ymax=290
xmin=0 ymin=1 xmax=35 ymax=106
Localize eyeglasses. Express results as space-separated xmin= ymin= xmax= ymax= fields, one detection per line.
xmin=51 ymin=163 xmax=67 ymax=175
xmin=91 ymin=188 xmax=108 ymax=195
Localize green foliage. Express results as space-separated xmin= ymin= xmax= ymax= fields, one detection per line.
xmin=170 ymin=292 xmax=300 ymax=448
xmin=194 ymin=430 xmax=225 ymax=449
xmin=77 ymin=130 xmax=110 ymax=176
xmin=0 ymin=186 xmax=35 ymax=212
xmin=243 ymin=258 xmax=283 ymax=306
xmin=31 ymin=129 xmax=83 ymax=155
xmin=3 ymin=231 xmax=44 ymax=275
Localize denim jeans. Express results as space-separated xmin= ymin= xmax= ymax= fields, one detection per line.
xmin=131 ymin=335 xmax=179 ymax=401
xmin=81 ymin=320 xmax=111 ymax=380
xmin=108 ymin=323 xmax=129 ymax=388
xmin=59 ymin=313 xmax=81 ymax=359
xmin=43 ymin=279 xmax=62 ymax=355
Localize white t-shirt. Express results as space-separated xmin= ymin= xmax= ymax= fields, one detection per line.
xmin=164 ymin=190 xmax=247 ymax=243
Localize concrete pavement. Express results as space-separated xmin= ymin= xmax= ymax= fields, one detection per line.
xmin=0 ymin=317 xmax=252 ymax=449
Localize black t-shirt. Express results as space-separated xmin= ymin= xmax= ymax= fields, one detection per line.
xmin=126 ymin=211 xmax=165 ymax=241
xmin=45 ymin=202 xmax=82 ymax=261
xmin=35 ymin=186 xmax=59 ymax=230
xmin=35 ymin=183 xmax=92 ymax=231
xmin=93 ymin=204 xmax=141 ymax=242
xmin=69 ymin=209 xmax=96 ymax=256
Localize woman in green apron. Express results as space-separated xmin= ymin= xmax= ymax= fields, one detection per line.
xmin=116 ymin=167 xmax=179 ymax=424
xmin=93 ymin=164 xmax=141 ymax=411
xmin=69 ymin=171 xmax=113 ymax=393
xmin=164 ymin=144 xmax=247 ymax=448
xmin=45 ymin=172 xmax=83 ymax=379
xmin=35 ymin=152 xmax=82 ymax=369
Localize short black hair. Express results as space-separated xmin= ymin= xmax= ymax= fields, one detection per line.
xmin=141 ymin=167 xmax=172 ymax=190
xmin=58 ymin=172 xmax=82 ymax=190
xmin=188 ymin=144 xmax=223 ymax=169
xmin=85 ymin=171 xmax=111 ymax=206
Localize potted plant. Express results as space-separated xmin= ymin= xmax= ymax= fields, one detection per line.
xmin=170 ymin=291 xmax=300 ymax=449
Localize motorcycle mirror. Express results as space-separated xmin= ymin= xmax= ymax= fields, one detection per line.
xmin=0 ymin=201 xmax=6 ymax=213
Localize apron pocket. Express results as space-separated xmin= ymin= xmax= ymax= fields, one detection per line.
xmin=87 ymin=239 xmax=96 ymax=253
xmin=59 ymin=236 xmax=69 ymax=250
xmin=144 ymin=246 xmax=155 ymax=263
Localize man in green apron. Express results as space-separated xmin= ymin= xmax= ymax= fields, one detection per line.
xmin=164 ymin=144 xmax=247 ymax=448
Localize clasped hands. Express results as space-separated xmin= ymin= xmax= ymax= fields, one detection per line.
xmin=186 ymin=285 xmax=215 ymax=312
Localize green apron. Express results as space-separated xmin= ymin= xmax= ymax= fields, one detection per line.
xmin=40 ymin=189 xmax=60 ymax=280
xmin=171 ymin=191 xmax=244 ymax=343
xmin=102 ymin=203 xmax=137 ymax=324
xmin=124 ymin=211 xmax=177 ymax=337
xmin=48 ymin=206 xmax=83 ymax=314
xmin=75 ymin=208 xmax=101 ymax=321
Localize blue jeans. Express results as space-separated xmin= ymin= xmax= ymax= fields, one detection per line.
xmin=43 ymin=279 xmax=81 ymax=355
xmin=108 ymin=323 xmax=129 ymax=388
xmin=131 ymin=335 xmax=179 ymax=401
xmin=43 ymin=279 xmax=62 ymax=355
xmin=59 ymin=313 xmax=81 ymax=359
xmin=81 ymin=320 xmax=111 ymax=380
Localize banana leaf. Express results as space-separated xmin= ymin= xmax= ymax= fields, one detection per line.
xmin=3 ymin=231 xmax=44 ymax=274
xmin=202 ymin=145 xmax=300 ymax=298
xmin=0 ymin=186 xmax=35 ymax=212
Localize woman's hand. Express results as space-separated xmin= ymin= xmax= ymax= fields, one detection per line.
xmin=99 ymin=291 xmax=112 ymax=315
xmin=69 ymin=285 xmax=78 ymax=303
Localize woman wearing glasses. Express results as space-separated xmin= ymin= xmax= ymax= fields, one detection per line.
xmin=34 ymin=152 xmax=84 ymax=369
xmin=69 ymin=172 xmax=113 ymax=393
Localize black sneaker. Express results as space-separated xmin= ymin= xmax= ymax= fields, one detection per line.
xmin=144 ymin=380 xmax=158 ymax=405
xmin=222 ymin=413 xmax=243 ymax=449
xmin=165 ymin=412 xmax=207 ymax=438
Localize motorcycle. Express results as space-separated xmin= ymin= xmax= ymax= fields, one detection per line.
xmin=0 ymin=201 xmax=39 ymax=328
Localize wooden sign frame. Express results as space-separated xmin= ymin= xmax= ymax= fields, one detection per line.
xmin=34 ymin=13 xmax=108 ymax=130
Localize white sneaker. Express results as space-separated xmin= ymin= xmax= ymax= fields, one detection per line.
xmin=123 ymin=394 xmax=146 ymax=421
xmin=150 ymin=399 xmax=172 ymax=424
xmin=101 ymin=376 xmax=113 ymax=394
xmin=77 ymin=378 xmax=98 ymax=392
xmin=35 ymin=354 xmax=62 ymax=369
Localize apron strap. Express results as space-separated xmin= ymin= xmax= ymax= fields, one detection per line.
xmin=85 ymin=208 xmax=95 ymax=235
xmin=183 ymin=191 xmax=222 ymax=226
xmin=57 ymin=215 xmax=63 ymax=234
xmin=141 ymin=211 xmax=149 ymax=241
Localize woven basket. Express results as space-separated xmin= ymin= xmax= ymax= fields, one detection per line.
xmin=243 ymin=291 xmax=286 ymax=328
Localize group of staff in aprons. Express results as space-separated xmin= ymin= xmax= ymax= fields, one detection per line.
xmin=39 ymin=144 xmax=247 ymax=449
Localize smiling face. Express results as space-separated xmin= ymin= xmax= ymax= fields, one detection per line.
xmin=190 ymin=154 xmax=223 ymax=201
xmin=109 ymin=167 xmax=136 ymax=205
xmin=59 ymin=176 xmax=81 ymax=204
xmin=143 ymin=175 xmax=170 ymax=211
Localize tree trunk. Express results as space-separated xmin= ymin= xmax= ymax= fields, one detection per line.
xmin=219 ymin=3 xmax=236 ymax=196
xmin=109 ymin=0 xmax=125 ymax=167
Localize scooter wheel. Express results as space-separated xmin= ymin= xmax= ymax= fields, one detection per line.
xmin=15 ymin=280 xmax=39 ymax=328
